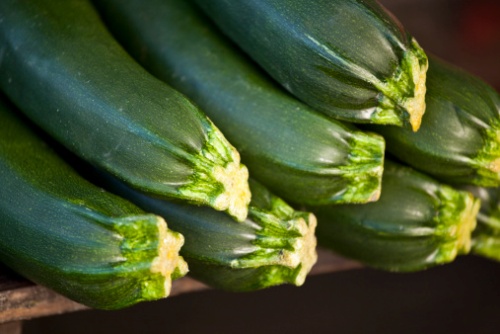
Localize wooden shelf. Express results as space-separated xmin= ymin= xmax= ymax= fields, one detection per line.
xmin=0 ymin=249 xmax=360 ymax=325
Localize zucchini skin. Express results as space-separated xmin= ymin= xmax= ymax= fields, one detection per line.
xmin=96 ymin=173 xmax=318 ymax=292
xmin=0 ymin=0 xmax=250 ymax=221
xmin=193 ymin=0 xmax=428 ymax=130
xmin=459 ymin=186 xmax=500 ymax=261
xmin=372 ymin=57 xmax=500 ymax=187
xmin=311 ymin=161 xmax=479 ymax=272
xmin=92 ymin=0 xmax=385 ymax=205
xmin=0 ymin=96 xmax=188 ymax=310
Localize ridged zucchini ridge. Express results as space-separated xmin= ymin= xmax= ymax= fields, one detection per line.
xmin=0 ymin=96 xmax=188 ymax=310
xmin=459 ymin=186 xmax=500 ymax=261
xmin=98 ymin=174 xmax=318 ymax=291
xmin=372 ymin=57 xmax=500 ymax=187
xmin=0 ymin=0 xmax=250 ymax=221
xmin=193 ymin=0 xmax=428 ymax=131
xmin=311 ymin=161 xmax=479 ymax=272
xmin=92 ymin=0 xmax=385 ymax=205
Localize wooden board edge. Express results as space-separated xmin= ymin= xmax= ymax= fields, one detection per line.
xmin=0 ymin=250 xmax=357 ymax=323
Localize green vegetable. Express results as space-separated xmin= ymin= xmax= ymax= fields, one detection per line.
xmin=0 ymin=0 xmax=250 ymax=221
xmin=459 ymin=186 xmax=500 ymax=261
xmin=92 ymin=0 xmax=385 ymax=205
xmin=312 ymin=161 xmax=479 ymax=272
xmin=97 ymin=173 xmax=318 ymax=292
xmin=193 ymin=0 xmax=428 ymax=131
xmin=0 ymin=95 xmax=188 ymax=310
xmin=372 ymin=57 xmax=500 ymax=187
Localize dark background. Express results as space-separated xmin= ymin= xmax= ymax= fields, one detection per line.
xmin=24 ymin=256 xmax=500 ymax=334
xmin=381 ymin=0 xmax=499 ymax=90
xmin=25 ymin=0 xmax=500 ymax=333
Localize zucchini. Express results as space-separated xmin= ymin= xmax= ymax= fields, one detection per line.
xmin=459 ymin=186 xmax=500 ymax=261
xmin=311 ymin=161 xmax=479 ymax=272
xmin=193 ymin=0 xmax=428 ymax=131
xmin=95 ymin=171 xmax=317 ymax=292
xmin=0 ymin=95 xmax=188 ymax=310
xmin=372 ymin=57 xmax=500 ymax=187
xmin=0 ymin=0 xmax=250 ymax=221
xmin=92 ymin=0 xmax=385 ymax=205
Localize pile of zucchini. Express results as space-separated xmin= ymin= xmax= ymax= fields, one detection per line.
xmin=0 ymin=0 xmax=498 ymax=310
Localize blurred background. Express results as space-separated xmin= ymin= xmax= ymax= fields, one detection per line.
xmin=382 ymin=0 xmax=499 ymax=90
xmin=24 ymin=0 xmax=500 ymax=333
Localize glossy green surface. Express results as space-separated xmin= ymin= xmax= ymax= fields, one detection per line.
xmin=193 ymin=0 xmax=428 ymax=129
xmin=100 ymin=175 xmax=318 ymax=292
xmin=373 ymin=57 xmax=500 ymax=186
xmin=460 ymin=186 xmax=500 ymax=261
xmin=93 ymin=0 xmax=385 ymax=205
xmin=312 ymin=162 xmax=479 ymax=272
xmin=0 ymin=96 xmax=187 ymax=310
xmin=0 ymin=0 xmax=249 ymax=220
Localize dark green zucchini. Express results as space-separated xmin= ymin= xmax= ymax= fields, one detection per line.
xmin=92 ymin=0 xmax=385 ymax=205
xmin=0 ymin=0 xmax=250 ymax=221
xmin=311 ymin=161 xmax=479 ymax=272
xmin=371 ymin=57 xmax=500 ymax=187
xmin=459 ymin=186 xmax=500 ymax=261
xmin=0 ymin=95 xmax=188 ymax=310
xmin=96 ymin=173 xmax=317 ymax=291
xmin=193 ymin=0 xmax=428 ymax=131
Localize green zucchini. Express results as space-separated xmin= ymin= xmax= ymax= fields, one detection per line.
xmin=311 ymin=161 xmax=479 ymax=272
xmin=0 ymin=0 xmax=250 ymax=221
xmin=371 ymin=57 xmax=500 ymax=187
xmin=193 ymin=0 xmax=428 ymax=131
xmin=0 ymin=95 xmax=188 ymax=310
xmin=95 ymin=172 xmax=317 ymax=291
xmin=459 ymin=186 xmax=500 ymax=261
xmin=92 ymin=0 xmax=385 ymax=205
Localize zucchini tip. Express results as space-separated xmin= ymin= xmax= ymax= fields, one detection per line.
xmin=405 ymin=38 xmax=428 ymax=132
xmin=212 ymin=152 xmax=251 ymax=222
xmin=291 ymin=213 xmax=318 ymax=286
xmin=150 ymin=217 xmax=188 ymax=297
xmin=434 ymin=190 xmax=480 ymax=264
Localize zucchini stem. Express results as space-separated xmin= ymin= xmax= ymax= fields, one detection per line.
xmin=474 ymin=120 xmax=500 ymax=185
xmin=232 ymin=191 xmax=318 ymax=287
xmin=375 ymin=39 xmax=428 ymax=131
xmin=338 ymin=131 xmax=385 ymax=203
xmin=180 ymin=125 xmax=251 ymax=222
xmin=405 ymin=39 xmax=429 ymax=131
xmin=461 ymin=186 xmax=500 ymax=261
xmin=434 ymin=188 xmax=480 ymax=264
xmin=111 ymin=215 xmax=188 ymax=303
xmin=150 ymin=217 xmax=188 ymax=295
